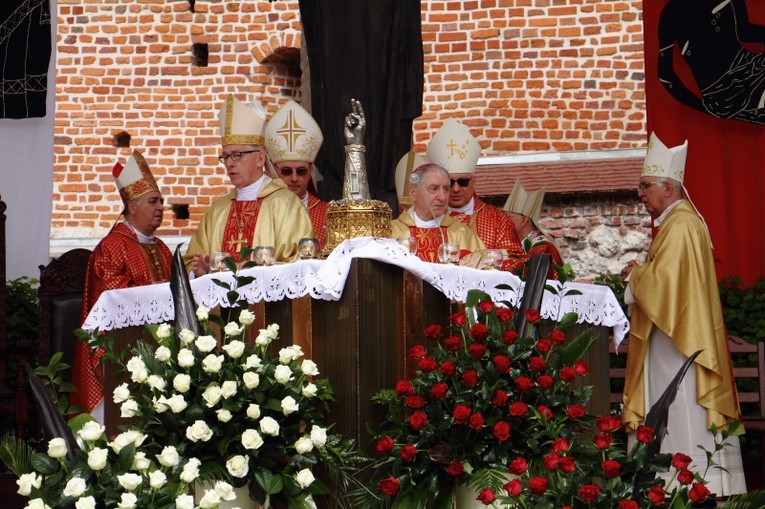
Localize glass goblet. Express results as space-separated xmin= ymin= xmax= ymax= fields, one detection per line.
xmin=437 ymin=242 xmax=460 ymax=265
xmin=298 ymin=238 xmax=320 ymax=260
xmin=396 ymin=236 xmax=417 ymax=256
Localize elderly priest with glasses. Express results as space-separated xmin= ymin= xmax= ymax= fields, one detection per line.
xmin=184 ymin=95 xmax=314 ymax=275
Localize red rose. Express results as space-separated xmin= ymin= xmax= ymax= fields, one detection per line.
xmin=509 ymin=401 xmax=528 ymax=417
xmin=447 ymin=460 xmax=464 ymax=477
xmin=537 ymin=375 xmax=554 ymax=390
xmin=552 ymin=438 xmax=570 ymax=453
xmin=558 ymin=455 xmax=575 ymax=473
xmin=537 ymin=405 xmax=553 ymax=419
xmin=508 ymin=457 xmax=527 ymax=475
xmin=430 ymin=383 xmax=448 ymax=399
xmin=672 ymin=452 xmax=692 ymax=470
xmin=647 ymin=486 xmax=666 ymax=505
xmin=560 ymin=366 xmax=575 ymax=382
xmin=566 ymin=404 xmax=586 ymax=419
xmin=476 ymin=488 xmax=496 ymax=505
xmin=468 ymin=343 xmax=487 ymax=359
xmin=490 ymin=389 xmax=508 ymax=406
xmin=409 ymin=411 xmax=428 ymax=430
xmin=578 ymin=484 xmax=601 ymax=502
xmin=504 ymin=478 xmax=522 ymax=497
xmin=574 ymin=359 xmax=590 ymax=375
xmin=593 ymin=433 xmax=614 ymax=449
xmin=536 ymin=338 xmax=552 ymax=353
xmin=492 ymin=354 xmax=511 ymax=373
xmin=543 ymin=452 xmax=559 ymax=471
xmin=596 ymin=415 xmax=621 ymax=432
xmin=376 ymin=436 xmax=394 ymax=454
xmin=400 ymin=444 xmax=417 ymax=463
xmin=470 ymin=323 xmax=489 ymax=342
xmin=462 ymin=369 xmax=478 ymax=388
xmin=501 ymin=330 xmax=519 ymax=345
xmin=529 ymin=356 xmax=546 ymax=373
xmin=602 ymin=459 xmax=621 ymax=478
xmin=453 ymin=404 xmax=472 ymax=424
xmin=443 ymin=335 xmax=461 ymax=352
xmin=423 ymin=324 xmax=442 ymax=340
xmin=514 ymin=376 xmax=534 ymax=392
xmin=395 ymin=380 xmax=413 ymax=396
xmin=477 ymin=300 xmax=494 ymax=313
xmin=492 ymin=421 xmax=511 ymax=441
xmin=379 ymin=476 xmax=400 ymax=496
xmin=496 ymin=307 xmax=513 ymax=323
xmin=528 ymin=476 xmax=548 ymax=495
xmin=525 ymin=309 xmax=541 ymax=322
xmin=468 ymin=412 xmax=484 ymax=430
xmin=405 ymin=394 xmax=426 ymax=409
xmin=409 ymin=344 xmax=426 ymax=359
xmin=449 ymin=312 xmax=467 ymax=326
xmin=550 ymin=329 xmax=566 ymax=344
xmin=619 ymin=501 xmax=639 ymax=509
xmin=689 ymin=482 xmax=711 ymax=503
xmin=439 ymin=360 xmax=457 ymax=376
xmin=677 ymin=468 xmax=694 ymax=485
xmin=418 ymin=356 xmax=437 ymax=372
xmin=636 ymin=425 xmax=654 ymax=444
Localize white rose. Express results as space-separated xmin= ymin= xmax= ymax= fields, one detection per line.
xmin=87 ymin=447 xmax=109 ymax=470
xmin=177 ymin=348 xmax=195 ymax=368
xmin=241 ymin=429 xmax=264 ymax=450
xmin=24 ymin=500 xmax=50 ymax=509
xmin=78 ymin=421 xmax=105 ymax=442
xmin=198 ymin=489 xmax=221 ymax=509
xmin=259 ymin=416 xmax=280 ymax=436
xmin=147 ymin=374 xmax=166 ymax=391
xmin=149 ymin=470 xmax=167 ymax=489
xmin=165 ymin=394 xmax=188 ymax=414
xmin=132 ymin=451 xmax=150 ymax=471
xmin=281 ymin=396 xmax=299 ymax=416
xmin=117 ymin=493 xmax=138 ymax=509
xmin=278 ymin=347 xmax=296 ymax=364
xmin=239 ymin=309 xmax=255 ymax=325
xmin=267 ymin=323 xmax=280 ymax=339
xmin=175 ymin=494 xmax=195 ymax=509
xmin=202 ymin=385 xmax=223 ymax=407
xmin=117 ymin=472 xmax=142 ymax=491
xmin=202 ymin=354 xmax=224 ymax=373
xmin=75 ymin=496 xmax=96 ymax=509
xmin=310 ymin=425 xmax=327 ymax=447
xmin=63 ymin=477 xmax=87 ymax=497
xmin=173 ymin=373 xmax=191 ymax=393
xmin=155 ymin=345 xmax=172 ymax=362
xmin=113 ymin=383 xmax=131 ymax=404
xmin=180 ymin=458 xmax=201 ymax=483
xmin=290 ymin=345 xmax=304 ymax=359
xmin=121 ymin=399 xmax=140 ymax=418
xmin=302 ymin=383 xmax=318 ymax=398
xmin=196 ymin=305 xmax=210 ymax=321
xmin=295 ymin=469 xmax=315 ymax=489
xmin=126 ymin=357 xmax=148 ymax=383
xmin=156 ymin=323 xmax=173 ymax=339
xmin=110 ymin=430 xmax=146 ymax=454
xmin=222 ymin=340 xmax=245 ymax=359
xmin=186 ymin=420 xmax=213 ymax=442
xmin=179 ymin=328 xmax=196 ymax=345
xmin=47 ymin=437 xmax=67 ymax=458
xmin=216 ymin=409 xmax=233 ymax=422
xmin=195 ymin=335 xmax=217 ymax=353
xmin=301 ymin=359 xmax=319 ymax=376
xmin=215 ymin=481 xmax=236 ymax=501
xmin=224 ymin=322 xmax=243 ymax=337
xmin=255 ymin=329 xmax=271 ymax=346
xmin=221 ymin=380 xmax=238 ymax=399
xmin=245 ymin=354 xmax=263 ymax=371
xmin=154 ymin=396 xmax=169 ymax=414
xmin=243 ymin=372 xmax=260 ymax=389
xmin=16 ymin=472 xmax=41 ymax=496
xmin=273 ymin=365 xmax=293 ymax=384
xmin=294 ymin=437 xmax=314 ymax=455
xmin=225 ymin=455 xmax=250 ymax=478
xmin=156 ymin=445 xmax=180 ymax=467
xmin=246 ymin=404 xmax=261 ymax=420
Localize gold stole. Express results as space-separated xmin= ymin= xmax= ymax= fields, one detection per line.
xmin=410 ymin=226 xmax=448 ymax=263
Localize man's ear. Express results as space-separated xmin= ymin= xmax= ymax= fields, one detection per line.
xmin=521 ymin=216 xmax=531 ymax=228
xmin=125 ymin=199 xmax=136 ymax=217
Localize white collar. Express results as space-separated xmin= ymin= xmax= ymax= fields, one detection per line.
xmin=654 ymin=199 xmax=684 ymax=227
xmin=449 ymin=197 xmax=475 ymax=215
xmin=301 ymin=193 xmax=310 ymax=207
xmin=413 ymin=210 xmax=444 ymax=228
xmin=124 ymin=219 xmax=155 ymax=244
xmin=236 ymin=174 xmax=269 ymax=201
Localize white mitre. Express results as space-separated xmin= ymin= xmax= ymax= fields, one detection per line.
xmin=641 ymin=131 xmax=688 ymax=183
xmin=265 ymin=100 xmax=323 ymax=164
xmin=394 ymin=150 xmax=427 ymax=206
xmin=426 ymin=119 xmax=481 ymax=175
xmin=503 ymin=179 xmax=545 ymax=224
xmin=219 ymin=94 xmax=267 ymax=147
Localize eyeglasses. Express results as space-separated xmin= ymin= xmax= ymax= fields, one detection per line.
xmin=279 ymin=167 xmax=309 ymax=177
xmin=218 ymin=150 xmax=258 ymax=163
xmin=637 ymin=180 xmax=666 ymax=191
xmin=450 ymin=177 xmax=473 ymax=188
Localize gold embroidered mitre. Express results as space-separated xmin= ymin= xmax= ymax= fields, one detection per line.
xmin=394 ymin=150 xmax=427 ymax=206
xmin=264 ymin=99 xmax=323 ymax=164
xmin=219 ymin=94 xmax=267 ymax=147
xmin=426 ymin=119 xmax=481 ymax=175
xmin=503 ymin=179 xmax=545 ymax=223
xmin=112 ymin=150 xmax=160 ymax=203
xmin=642 ymin=131 xmax=687 ymax=183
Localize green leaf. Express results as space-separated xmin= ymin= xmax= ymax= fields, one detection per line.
xmin=30 ymin=452 xmax=59 ymax=475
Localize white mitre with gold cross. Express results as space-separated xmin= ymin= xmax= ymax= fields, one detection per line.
xmin=426 ymin=119 xmax=481 ymax=175
xmin=265 ymin=99 xmax=323 ymax=164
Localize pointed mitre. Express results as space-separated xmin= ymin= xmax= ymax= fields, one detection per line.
xmin=112 ymin=150 xmax=160 ymax=204
xmin=641 ymin=132 xmax=688 ymax=183
xmin=265 ymin=100 xmax=323 ymax=164
xmin=219 ymin=94 xmax=267 ymax=147
xmin=426 ymin=119 xmax=481 ymax=175
xmin=394 ymin=150 xmax=427 ymax=206
xmin=503 ymin=179 xmax=545 ymax=223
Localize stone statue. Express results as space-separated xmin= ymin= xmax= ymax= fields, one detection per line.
xmin=342 ymin=98 xmax=371 ymax=200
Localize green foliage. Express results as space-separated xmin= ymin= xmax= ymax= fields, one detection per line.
xmin=5 ymin=276 xmax=39 ymax=347
xmin=593 ymin=272 xmax=627 ymax=315
xmin=718 ymin=275 xmax=765 ymax=344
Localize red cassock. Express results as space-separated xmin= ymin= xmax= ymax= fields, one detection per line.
xmin=306 ymin=194 xmax=329 ymax=251
xmin=73 ymin=222 xmax=173 ymax=414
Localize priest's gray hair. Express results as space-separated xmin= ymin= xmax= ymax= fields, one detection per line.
xmin=410 ymin=163 xmax=449 ymax=186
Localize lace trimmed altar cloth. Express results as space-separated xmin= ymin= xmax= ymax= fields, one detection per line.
xmin=82 ymin=237 xmax=629 ymax=345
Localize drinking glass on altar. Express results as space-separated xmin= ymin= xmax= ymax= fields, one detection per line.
xmin=253 ymin=246 xmax=276 ymax=266
xmin=478 ymin=249 xmax=503 ymax=270
xmin=396 ymin=236 xmax=417 ymax=256
xmin=209 ymin=252 xmax=231 ymax=273
xmin=298 ymin=238 xmax=320 ymax=260
xmin=437 ymin=242 xmax=460 ymax=265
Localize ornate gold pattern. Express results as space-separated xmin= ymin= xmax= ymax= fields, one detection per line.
xmin=325 ymin=199 xmax=392 ymax=252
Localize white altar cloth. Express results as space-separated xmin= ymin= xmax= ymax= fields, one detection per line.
xmin=82 ymin=237 xmax=629 ymax=344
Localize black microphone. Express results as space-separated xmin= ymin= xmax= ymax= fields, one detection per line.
xmin=409 ymin=170 xmax=447 ymax=247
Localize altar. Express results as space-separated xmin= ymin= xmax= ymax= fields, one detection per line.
xmin=82 ymin=238 xmax=629 ymax=448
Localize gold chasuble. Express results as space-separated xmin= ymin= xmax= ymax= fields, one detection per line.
xmin=391 ymin=208 xmax=485 ymax=263
xmin=184 ymin=178 xmax=314 ymax=270
xmin=622 ymin=201 xmax=739 ymax=432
